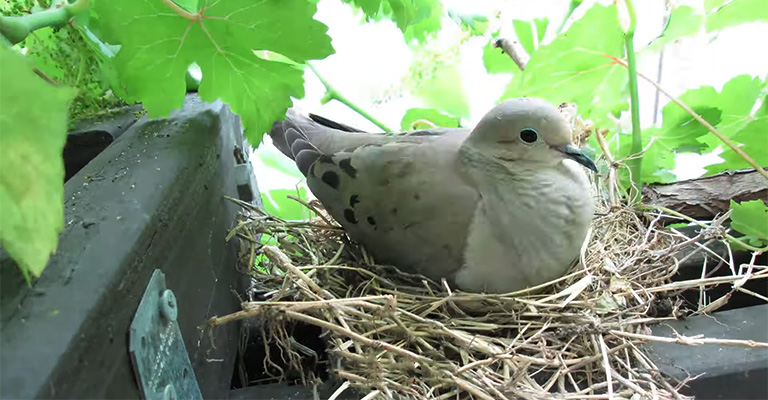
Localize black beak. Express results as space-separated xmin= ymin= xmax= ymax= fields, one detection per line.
xmin=556 ymin=144 xmax=598 ymax=173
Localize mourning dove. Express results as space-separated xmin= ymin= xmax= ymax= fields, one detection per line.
xmin=269 ymin=98 xmax=596 ymax=293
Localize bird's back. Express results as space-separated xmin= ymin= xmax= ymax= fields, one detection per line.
xmin=269 ymin=111 xmax=480 ymax=281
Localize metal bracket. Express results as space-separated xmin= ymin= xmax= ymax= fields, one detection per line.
xmin=129 ymin=270 xmax=203 ymax=400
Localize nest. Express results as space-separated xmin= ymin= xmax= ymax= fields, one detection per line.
xmin=208 ymin=188 xmax=767 ymax=399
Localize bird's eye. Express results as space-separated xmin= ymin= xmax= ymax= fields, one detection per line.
xmin=519 ymin=128 xmax=538 ymax=144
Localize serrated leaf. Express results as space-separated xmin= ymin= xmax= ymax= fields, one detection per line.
xmin=262 ymin=187 xmax=313 ymax=221
xmin=512 ymin=20 xmax=535 ymax=55
xmin=730 ymin=200 xmax=768 ymax=243
xmin=706 ymin=116 xmax=768 ymax=174
xmin=400 ymin=108 xmax=460 ymax=131
xmin=447 ymin=9 xmax=488 ymax=36
xmin=0 ymin=45 xmax=77 ymax=278
xmin=534 ymin=18 xmax=549 ymax=43
xmin=343 ymin=0 xmax=443 ymax=43
xmin=502 ymin=3 xmax=628 ymax=128
xmin=482 ymin=34 xmax=520 ymax=75
xmin=706 ymin=0 xmax=768 ymax=32
xmin=656 ymin=74 xmax=764 ymax=153
xmin=647 ymin=6 xmax=702 ymax=50
xmin=412 ymin=63 xmax=470 ymax=118
xmin=93 ymin=0 xmax=334 ymax=144
xmin=613 ymin=129 xmax=677 ymax=185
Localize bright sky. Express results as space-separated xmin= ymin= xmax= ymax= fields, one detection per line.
xmin=252 ymin=0 xmax=768 ymax=206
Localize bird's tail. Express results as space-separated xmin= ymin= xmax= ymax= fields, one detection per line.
xmin=267 ymin=109 xmax=327 ymax=177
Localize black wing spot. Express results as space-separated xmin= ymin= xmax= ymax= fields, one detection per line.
xmin=366 ymin=216 xmax=376 ymax=225
xmin=321 ymin=171 xmax=340 ymax=189
xmin=344 ymin=208 xmax=358 ymax=224
xmin=349 ymin=194 xmax=360 ymax=207
xmin=413 ymin=193 xmax=421 ymax=200
xmin=317 ymin=154 xmax=335 ymax=165
xmin=391 ymin=207 xmax=398 ymax=215
xmin=338 ymin=158 xmax=357 ymax=178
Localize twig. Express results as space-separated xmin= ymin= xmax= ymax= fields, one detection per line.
xmin=492 ymin=38 xmax=529 ymax=71
xmin=607 ymin=55 xmax=768 ymax=181
xmin=609 ymin=329 xmax=768 ymax=348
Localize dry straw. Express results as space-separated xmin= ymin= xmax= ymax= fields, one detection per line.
xmin=206 ymin=184 xmax=766 ymax=399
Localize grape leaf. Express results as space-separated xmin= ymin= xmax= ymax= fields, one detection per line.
xmin=400 ymin=108 xmax=460 ymax=131
xmin=412 ymin=63 xmax=470 ymax=118
xmin=512 ymin=20 xmax=535 ymax=55
xmin=342 ymin=0 xmax=443 ymax=43
xmin=501 ymin=3 xmax=628 ymax=128
xmin=262 ymin=187 xmax=313 ymax=221
xmin=706 ymin=0 xmax=768 ymax=32
xmin=0 ymin=45 xmax=77 ymax=278
xmin=612 ymin=129 xmax=677 ymax=185
xmin=92 ymin=0 xmax=334 ymax=144
xmin=512 ymin=18 xmax=549 ymax=56
xmin=482 ymin=34 xmax=520 ymax=75
xmin=647 ymin=6 xmax=702 ymax=50
xmin=655 ymin=74 xmax=764 ymax=153
xmin=706 ymin=116 xmax=768 ymax=175
xmin=447 ymin=9 xmax=488 ymax=36
xmin=729 ymin=200 xmax=768 ymax=245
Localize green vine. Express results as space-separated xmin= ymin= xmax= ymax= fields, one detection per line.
xmin=308 ymin=63 xmax=393 ymax=132
xmin=623 ymin=0 xmax=643 ymax=201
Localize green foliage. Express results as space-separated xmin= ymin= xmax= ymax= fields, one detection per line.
xmin=502 ymin=3 xmax=628 ymax=128
xmin=93 ymin=0 xmax=334 ymax=144
xmin=705 ymin=0 xmax=768 ymax=32
xmin=342 ymin=0 xmax=443 ymax=43
xmin=406 ymin=44 xmax=470 ymax=118
xmin=447 ymin=9 xmax=488 ymax=36
xmin=262 ymin=187 xmax=314 ymax=222
xmin=482 ymin=34 xmax=520 ymax=75
xmin=729 ymin=199 xmax=768 ymax=247
xmin=400 ymin=108 xmax=460 ymax=131
xmin=21 ymin=24 xmax=123 ymax=120
xmin=512 ymin=17 xmax=548 ymax=55
xmin=0 ymin=44 xmax=77 ymax=279
xmin=647 ymin=6 xmax=702 ymax=49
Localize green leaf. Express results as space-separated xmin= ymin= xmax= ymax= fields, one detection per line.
xmin=706 ymin=0 xmax=768 ymax=32
xmin=262 ymin=188 xmax=313 ymax=221
xmin=0 ymin=45 xmax=77 ymax=278
xmin=612 ymin=129 xmax=676 ymax=185
xmin=706 ymin=116 xmax=768 ymax=174
xmin=173 ymin=0 xmax=199 ymax=13
xmin=93 ymin=0 xmax=334 ymax=144
xmin=512 ymin=20 xmax=535 ymax=55
xmin=412 ymin=63 xmax=470 ymax=118
xmin=647 ymin=6 xmax=702 ymax=50
xmin=482 ymin=34 xmax=520 ymax=75
xmin=343 ymin=0 xmax=443 ymax=43
xmin=502 ymin=3 xmax=628 ymax=128
xmin=400 ymin=108 xmax=460 ymax=131
xmin=512 ymin=18 xmax=549 ymax=55
xmin=534 ymin=18 xmax=549 ymax=44
xmin=656 ymin=74 xmax=765 ymax=153
xmin=729 ymin=200 xmax=768 ymax=244
xmin=447 ymin=9 xmax=489 ymax=35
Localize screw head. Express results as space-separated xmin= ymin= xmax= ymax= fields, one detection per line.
xmin=163 ymin=384 xmax=176 ymax=400
xmin=160 ymin=289 xmax=177 ymax=321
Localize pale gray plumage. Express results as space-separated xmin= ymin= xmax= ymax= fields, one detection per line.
xmin=269 ymin=98 xmax=596 ymax=293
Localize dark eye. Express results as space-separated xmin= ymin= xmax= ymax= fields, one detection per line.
xmin=520 ymin=128 xmax=538 ymax=144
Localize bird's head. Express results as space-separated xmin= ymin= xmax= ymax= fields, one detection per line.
xmin=463 ymin=98 xmax=597 ymax=173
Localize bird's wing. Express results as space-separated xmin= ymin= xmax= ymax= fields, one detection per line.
xmin=269 ymin=111 xmax=479 ymax=280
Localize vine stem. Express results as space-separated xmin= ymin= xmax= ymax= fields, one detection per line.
xmin=306 ymin=63 xmax=393 ymax=132
xmin=0 ymin=0 xmax=91 ymax=44
xmin=607 ymin=56 xmax=768 ymax=182
xmin=623 ymin=0 xmax=643 ymax=202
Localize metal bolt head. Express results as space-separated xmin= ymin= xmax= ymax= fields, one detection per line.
xmin=160 ymin=289 xmax=177 ymax=321
xmin=163 ymin=384 xmax=176 ymax=400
